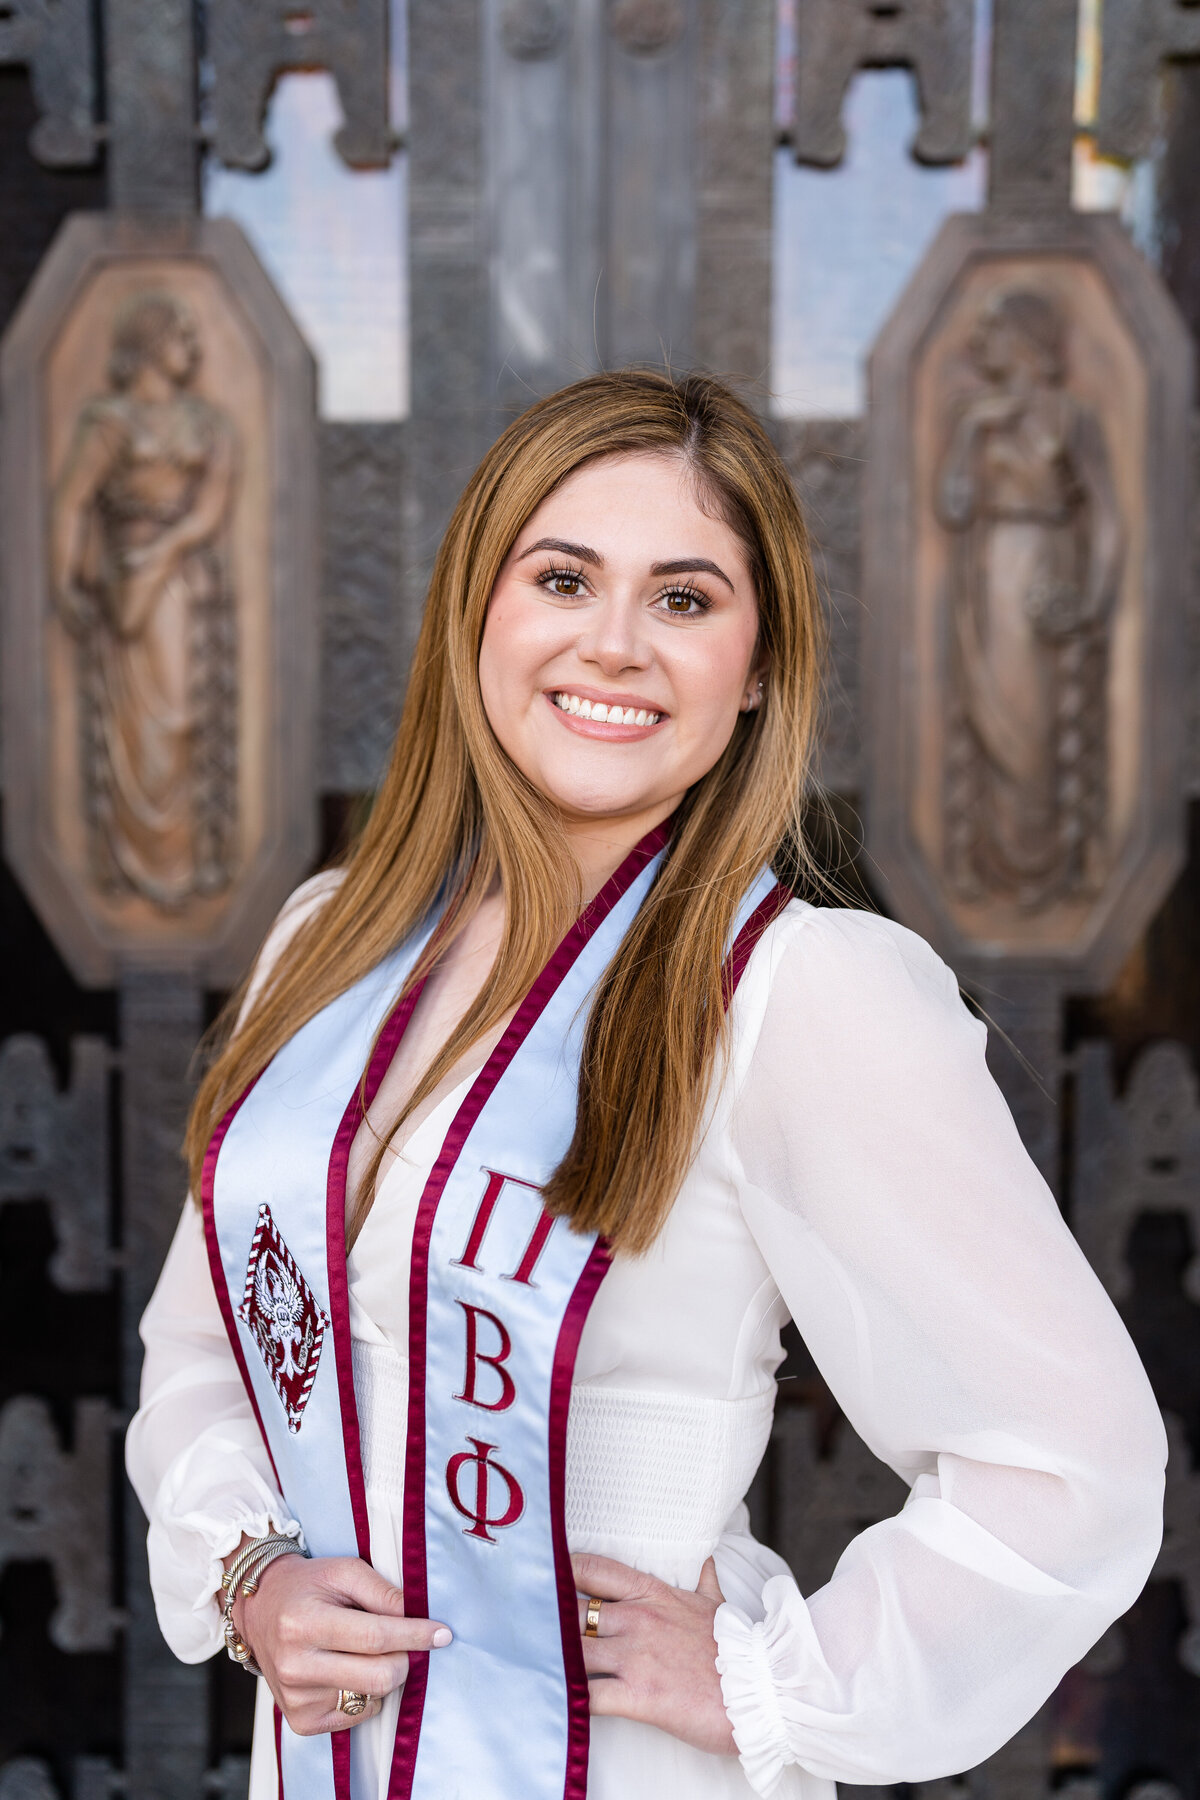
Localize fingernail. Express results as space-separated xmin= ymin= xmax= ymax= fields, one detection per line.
xmin=432 ymin=1627 xmax=453 ymax=1648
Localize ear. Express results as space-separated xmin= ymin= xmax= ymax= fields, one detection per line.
xmin=739 ymin=659 xmax=768 ymax=714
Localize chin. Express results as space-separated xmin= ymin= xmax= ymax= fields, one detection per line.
xmin=544 ymin=782 xmax=659 ymax=822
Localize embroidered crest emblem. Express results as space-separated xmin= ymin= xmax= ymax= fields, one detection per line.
xmin=238 ymin=1204 xmax=328 ymax=1433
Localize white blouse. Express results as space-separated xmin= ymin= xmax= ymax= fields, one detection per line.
xmin=126 ymin=883 xmax=1166 ymax=1800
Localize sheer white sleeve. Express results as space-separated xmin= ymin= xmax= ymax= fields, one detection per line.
xmin=714 ymin=907 xmax=1166 ymax=1796
xmin=124 ymin=871 xmax=343 ymax=1662
xmin=125 ymin=1202 xmax=302 ymax=1661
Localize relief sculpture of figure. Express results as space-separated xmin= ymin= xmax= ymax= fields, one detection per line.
xmin=51 ymin=292 xmax=239 ymax=909
xmin=936 ymin=289 xmax=1123 ymax=911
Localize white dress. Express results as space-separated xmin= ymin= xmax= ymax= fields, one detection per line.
xmin=126 ymin=881 xmax=1166 ymax=1800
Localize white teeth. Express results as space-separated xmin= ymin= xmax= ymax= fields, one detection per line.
xmin=554 ymin=691 xmax=661 ymax=725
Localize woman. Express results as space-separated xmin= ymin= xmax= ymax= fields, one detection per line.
xmin=127 ymin=371 xmax=1164 ymax=1800
xmin=51 ymin=291 xmax=238 ymax=908
xmin=935 ymin=288 xmax=1122 ymax=911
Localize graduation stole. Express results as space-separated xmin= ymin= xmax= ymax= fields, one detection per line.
xmin=203 ymin=822 xmax=786 ymax=1800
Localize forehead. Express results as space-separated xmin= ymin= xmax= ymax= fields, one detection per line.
xmin=515 ymin=452 xmax=751 ymax=569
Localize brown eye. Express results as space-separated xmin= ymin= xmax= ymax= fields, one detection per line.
xmin=666 ymin=592 xmax=691 ymax=612
xmin=540 ymin=567 xmax=586 ymax=597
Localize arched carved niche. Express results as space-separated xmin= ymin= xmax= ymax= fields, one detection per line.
xmin=1 ymin=215 xmax=318 ymax=985
xmin=864 ymin=213 xmax=1193 ymax=986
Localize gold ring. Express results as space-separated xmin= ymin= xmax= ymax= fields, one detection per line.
xmin=337 ymin=1690 xmax=370 ymax=1716
xmin=584 ymin=1596 xmax=603 ymax=1638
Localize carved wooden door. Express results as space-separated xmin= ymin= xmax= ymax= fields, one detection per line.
xmin=1 ymin=3 xmax=1199 ymax=1797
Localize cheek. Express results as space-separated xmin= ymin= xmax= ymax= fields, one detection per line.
xmin=670 ymin=624 xmax=757 ymax=730
xmin=478 ymin=589 xmax=552 ymax=740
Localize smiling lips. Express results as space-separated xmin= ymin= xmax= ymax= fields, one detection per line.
xmin=548 ymin=689 xmax=666 ymax=737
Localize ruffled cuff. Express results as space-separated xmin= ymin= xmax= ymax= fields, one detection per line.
xmin=143 ymin=1430 xmax=303 ymax=1663
xmin=714 ymin=1575 xmax=822 ymax=1798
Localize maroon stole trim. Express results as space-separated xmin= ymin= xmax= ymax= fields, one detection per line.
xmin=388 ymin=820 xmax=673 ymax=1799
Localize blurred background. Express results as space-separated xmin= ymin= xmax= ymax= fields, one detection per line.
xmin=0 ymin=1 xmax=1198 ymax=1795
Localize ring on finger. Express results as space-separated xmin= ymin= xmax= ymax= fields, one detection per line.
xmin=337 ymin=1690 xmax=371 ymax=1716
xmin=584 ymin=1596 xmax=603 ymax=1638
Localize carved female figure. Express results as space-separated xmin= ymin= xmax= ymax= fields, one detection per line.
xmin=936 ymin=289 xmax=1123 ymax=911
xmin=51 ymin=292 xmax=238 ymax=909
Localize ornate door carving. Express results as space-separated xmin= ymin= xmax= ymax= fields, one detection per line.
xmin=1 ymin=215 xmax=318 ymax=984
xmin=864 ymin=213 xmax=1193 ymax=987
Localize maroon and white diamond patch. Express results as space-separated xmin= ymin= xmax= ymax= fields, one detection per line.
xmin=238 ymin=1204 xmax=329 ymax=1434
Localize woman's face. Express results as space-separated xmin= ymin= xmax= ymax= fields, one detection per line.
xmin=156 ymin=317 xmax=200 ymax=386
xmin=479 ymin=452 xmax=764 ymax=835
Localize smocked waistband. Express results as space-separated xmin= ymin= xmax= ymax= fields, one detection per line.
xmin=352 ymin=1339 xmax=775 ymax=1550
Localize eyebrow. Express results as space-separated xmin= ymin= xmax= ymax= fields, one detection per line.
xmin=651 ymin=557 xmax=734 ymax=593
xmin=516 ymin=537 xmax=603 ymax=565
xmin=515 ymin=537 xmax=735 ymax=592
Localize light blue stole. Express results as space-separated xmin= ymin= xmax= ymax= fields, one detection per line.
xmin=203 ymin=824 xmax=786 ymax=1800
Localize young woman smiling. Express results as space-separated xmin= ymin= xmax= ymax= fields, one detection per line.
xmin=127 ymin=372 xmax=1164 ymax=1800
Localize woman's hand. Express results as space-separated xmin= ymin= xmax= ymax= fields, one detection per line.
xmin=233 ymin=1554 xmax=452 ymax=1736
xmin=571 ymin=1552 xmax=735 ymax=1757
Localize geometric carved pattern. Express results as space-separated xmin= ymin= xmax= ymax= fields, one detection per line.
xmin=767 ymin=1402 xmax=908 ymax=1597
xmin=1158 ymin=1411 xmax=1200 ymax=1677
xmin=0 ymin=0 xmax=98 ymax=167
xmin=0 ymin=1762 xmax=59 ymax=1800
xmin=0 ymin=1757 xmax=117 ymax=1800
xmin=1073 ymin=1038 xmax=1200 ymax=1674
xmin=0 ymin=1396 xmax=116 ymax=1652
xmin=785 ymin=0 xmax=976 ymax=167
xmin=1073 ymin=1039 xmax=1200 ymax=1306
xmin=0 ymin=1036 xmax=111 ymax=1292
xmin=1097 ymin=0 xmax=1200 ymax=163
xmin=206 ymin=0 xmax=397 ymax=170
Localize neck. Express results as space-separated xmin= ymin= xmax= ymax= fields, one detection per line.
xmin=130 ymin=366 xmax=176 ymax=403
xmin=560 ymin=798 xmax=679 ymax=906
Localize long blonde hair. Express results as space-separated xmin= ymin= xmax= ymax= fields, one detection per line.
xmin=185 ymin=370 xmax=824 ymax=1254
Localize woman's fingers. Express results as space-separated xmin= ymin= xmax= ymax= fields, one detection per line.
xmin=315 ymin=1557 xmax=410 ymax=1617
xmin=585 ymin=1674 xmax=637 ymax=1718
xmin=581 ymin=1635 xmax=621 ymax=1678
xmin=695 ymin=1557 xmax=724 ymax=1603
xmin=282 ymin=1692 xmax=386 ymax=1738
xmin=570 ymin=1551 xmax=659 ymax=1603
xmin=277 ymin=1648 xmax=414 ymax=1699
xmin=323 ymin=1692 xmax=386 ymax=1732
xmin=319 ymin=1606 xmax=451 ymax=1656
xmin=576 ymin=1593 xmax=617 ymax=1638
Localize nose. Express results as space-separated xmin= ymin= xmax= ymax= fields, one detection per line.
xmin=576 ymin=592 xmax=650 ymax=676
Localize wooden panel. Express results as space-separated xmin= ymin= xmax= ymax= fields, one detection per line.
xmin=0 ymin=214 xmax=318 ymax=985
xmin=864 ymin=212 xmax=1193 ymax=988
